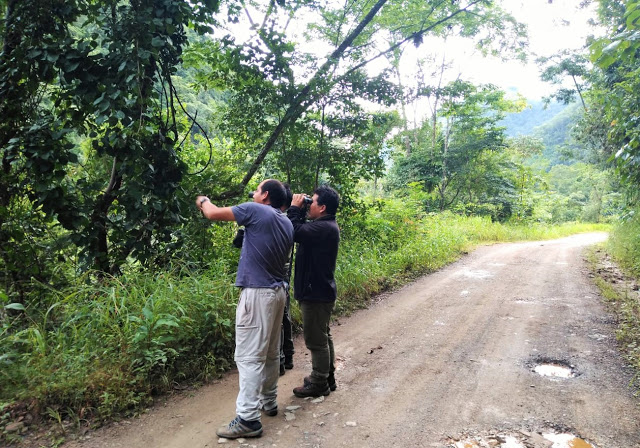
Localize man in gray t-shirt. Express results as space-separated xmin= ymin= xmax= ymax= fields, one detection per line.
xmin=196 ymin=179 xmax=293 ymax=439
xmin=232 ymin=201 xmax=293 ymax=288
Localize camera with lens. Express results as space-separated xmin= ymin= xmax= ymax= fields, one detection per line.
xmin=232 ymin=191 xmax=256 ymax=248
xmin=232 ymin=227 xmax=245 ymax=248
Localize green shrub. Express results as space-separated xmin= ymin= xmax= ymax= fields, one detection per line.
xmin=1 ymin=262 xmax=238 ymax=422
xmin=608 ymin=210 xmax=640 ymax=277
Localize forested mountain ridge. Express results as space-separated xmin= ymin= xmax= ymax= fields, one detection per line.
xmin=500 ymin=100 xmax=568 ymax=138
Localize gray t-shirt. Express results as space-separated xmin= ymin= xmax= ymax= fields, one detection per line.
xmin=231 ymin=202 xmax=294 ymax=288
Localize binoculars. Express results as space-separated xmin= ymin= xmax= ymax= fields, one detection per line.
xmin=248 ymin=191 xmax=312 ymax=206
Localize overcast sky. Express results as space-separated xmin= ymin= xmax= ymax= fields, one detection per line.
xmin=447 ymin=0 xmax=601 ymax=99
xmin=229 ymin=0 xmax=601 ymax=113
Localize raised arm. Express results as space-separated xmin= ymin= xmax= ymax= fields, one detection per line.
xmin=196 ymin=196 xmax=236 ymax=222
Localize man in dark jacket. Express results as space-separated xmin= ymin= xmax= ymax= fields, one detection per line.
xmin=287 ymin=185 xmax=340 ymax=397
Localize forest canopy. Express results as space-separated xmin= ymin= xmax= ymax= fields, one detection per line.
xmin=0 ymin=0 xmax=528 ymax=280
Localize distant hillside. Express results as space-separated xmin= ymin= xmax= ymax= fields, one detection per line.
xmin=501 ymin=100 xmax=586 ymax=166
xmin=500 ymin=100 xmax=568 ymax=137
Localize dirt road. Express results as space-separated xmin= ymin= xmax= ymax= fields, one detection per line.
xmin=65 ymin=232 xmax=640 ymax=448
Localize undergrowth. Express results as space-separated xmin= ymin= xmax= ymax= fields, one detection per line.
xmin=586 ymin=210 xmax=640 ymax=383
xmin=608 ymin=210 xmax=640 ymax=277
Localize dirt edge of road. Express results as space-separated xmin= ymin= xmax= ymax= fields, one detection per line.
xmin=584 ymin=243 xmax=640 ymax=382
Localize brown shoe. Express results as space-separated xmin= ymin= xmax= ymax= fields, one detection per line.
xmin=293 ymin=381 xmax=330 ymax=398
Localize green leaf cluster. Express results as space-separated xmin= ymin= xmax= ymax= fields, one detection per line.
xmin=588 ymin=1 xmax=640 ymax=186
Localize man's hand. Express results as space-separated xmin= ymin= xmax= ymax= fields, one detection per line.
xmin=196 ymin=195 xmax=210 ymax=211
xmin=291 ymin=193 xmax=305 ymax=208
xmin=195 ymin=195 xmax=235 ymax=221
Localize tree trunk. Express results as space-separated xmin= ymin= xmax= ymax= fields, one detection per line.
xmin=215 ymin=0 xmax=389 ymax=199
xmin=572 ymin=75 xmax=587 ymax=112
xmin=90 ymin=158 xmax=122 ymax=273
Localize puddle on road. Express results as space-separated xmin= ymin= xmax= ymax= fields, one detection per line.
xmin=534 ymin=362 xmax=575 ymax=378
xmin=449 ymin=432 xmax=593 ymax=448
xmin=501 ymin=437 xmax=526 ymax=448
xmin=452 ymin=442 xmax=480 ymax=448
xmin=450 ymin=436 xmax=526 ymax=448
xmin=543 ymin=433 xmax=594 ymax=448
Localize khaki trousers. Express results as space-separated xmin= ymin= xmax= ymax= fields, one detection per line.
xmin=234 ymin=287 xmax=286 ymax=421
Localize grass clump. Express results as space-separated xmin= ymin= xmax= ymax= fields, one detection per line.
xmin=1 ymin=262 xmax=238 ymax=426
xmin=608 ymin=210 xmax=640 ymax=277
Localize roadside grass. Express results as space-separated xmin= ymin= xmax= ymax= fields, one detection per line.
xmin=1 ymin=262 xmax=238 ymax=425
xmin=0 ymin=209 xmax=610 ymax=444
xmin=607 ymin=211 xmax=640 ymax=277
xmin=585 ymin=212 xmax=640 ymax=382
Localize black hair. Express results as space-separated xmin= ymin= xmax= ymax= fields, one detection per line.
xmin=261 ymin=179 xmax=286 ymax=209
xmin=314 ymin=185 xmax=340 ymax=215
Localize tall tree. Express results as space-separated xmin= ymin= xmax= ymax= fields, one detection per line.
xmin=388 ymin=80 xmax=523 ymax=212
xmin=188 ymin=0 xmax=527 ymax=198
xmin=588 ymin=0 xmax=640 ymax=187
xmin=0 ymin=1 xmax=221 ymax=283
xmin=538 ymin=51 xmax=590 ymax=111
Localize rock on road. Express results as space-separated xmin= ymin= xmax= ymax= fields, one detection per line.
xmin=65 ymin=232 xmax=640 ymax=448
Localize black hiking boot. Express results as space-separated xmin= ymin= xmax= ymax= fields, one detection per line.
xmin=284 ymin=357 xmax=294 ymax=370
xmin=293 ymin=380 xmax=330 ymax=398
xmin=305 ymin=373 xmax=337 ymax=391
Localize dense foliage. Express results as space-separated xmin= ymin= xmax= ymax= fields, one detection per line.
xmin=608 ymin=210 xmax=640 ymax=277
xmin=589 ymin=0 xmax=640 ymax=186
